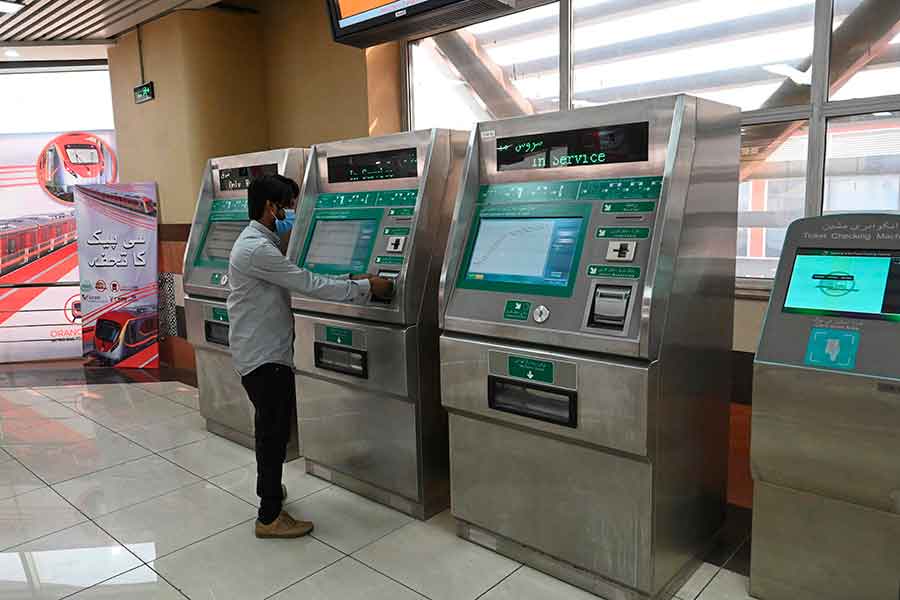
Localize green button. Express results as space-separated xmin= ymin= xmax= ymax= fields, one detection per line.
xmin=211 ymin=307 xmax=229 ymax=323
xmin=508 ymin=355 xmax=554 ymax=384
xmin=587 ymin=264 xmax=641 ymax=279
xmin=503 ymin=300 xmax=531 ymax=321
xmin=210 ymin=272 xmax=223 ymax=285
xmin=375 ymin=256 xmax=404 ymax=265
xmin=596 ymin=227 xmax=649 ymax=239
xmin=390 ymin=207 xmax=414 ymax=217
xmin=383 ymin=227 xmax=410 ymax=236
xmin=601 ymin=201 xmax=655 ymax=213
xmin=325 ymin=326 xmax=353 ymax=346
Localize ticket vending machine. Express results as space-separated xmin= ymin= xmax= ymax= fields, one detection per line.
xmin=752 ymin=214 xmax=900 ymax=600
xmin=287 ymin=130 xmax=466 ymax=519
xmin=184 ymin=149 xmax=305 ymax=456
xmin=439 ymin=96 xmax=739 ymax=599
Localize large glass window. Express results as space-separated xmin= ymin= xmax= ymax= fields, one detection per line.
xmin=738 ymin=122 xmax=809 ymax=279
xmin=409 ymin=3 xmax=560 ymax=130
xmin=824 ymin=112 xmax=900 ymax=213
xmin=571 ymin=0 xmax=815 ymax=111
xmin=829 ymin=0 xmax=900 ymax=101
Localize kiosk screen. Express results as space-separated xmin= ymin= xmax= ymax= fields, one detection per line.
xmin=196 ymin=221 xmax=246 ymax=267
xmin=783 ymin=248 xmax=900 ymax=320
xmin=303 ymin=219 xmax=379 ymax=275
xmin=460 ymin=217 xmax=583 ymax=294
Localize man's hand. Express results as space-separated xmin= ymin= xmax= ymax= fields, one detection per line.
xmin=369 ymin=276 xmax=394 ymax=300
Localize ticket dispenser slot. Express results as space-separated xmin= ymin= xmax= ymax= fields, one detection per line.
xmin=587 ymin=285 xmax=632 ymax=330
xmin=314 ymin=342 xmax=368 ymax=378
xmin=488 ymin=376 xmax=578 ymax=428
xmin=204 ymin=321 xmax=229 ymax=347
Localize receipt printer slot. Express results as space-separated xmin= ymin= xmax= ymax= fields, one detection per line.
xmin=205 ymin=321 xmax=229 ymax=347
xmin=588 ymin=284 xmax=631 ymax=330
xmin=314 ymin=342 xmax=368 ymax=378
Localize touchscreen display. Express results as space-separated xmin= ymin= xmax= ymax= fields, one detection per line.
xmin=462 ymin=217 xmax=582 ymax=289
xmin=783 ymin=248 xmax=900 ymax=320
xmin=195 ymin=221 xmax=247 ymax=268
xmin=302 ymin=219 xmax=378 ymax=275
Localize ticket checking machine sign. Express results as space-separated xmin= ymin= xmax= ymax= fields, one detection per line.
xmin=752 ymin=213 xmax=900 ymax=600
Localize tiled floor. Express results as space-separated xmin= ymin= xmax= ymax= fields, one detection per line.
xmin=0 ymin=383 xmax=754 ymax=600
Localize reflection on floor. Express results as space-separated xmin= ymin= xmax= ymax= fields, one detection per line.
xmin=0 ymin=382 xmax=753 ymax=600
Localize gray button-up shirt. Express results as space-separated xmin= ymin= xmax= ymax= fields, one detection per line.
xmin=227 ymin=221 xmax=370 ymax=376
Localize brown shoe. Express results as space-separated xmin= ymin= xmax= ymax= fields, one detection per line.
xmin=255 ymin=511 xmax=314 ymax=539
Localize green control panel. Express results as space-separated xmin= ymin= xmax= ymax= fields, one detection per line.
xmin=297 ymin=189 xmax=418 ymax=284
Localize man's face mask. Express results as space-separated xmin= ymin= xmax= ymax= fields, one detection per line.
xmin=274 ymin=204 xmax=295 ymax=236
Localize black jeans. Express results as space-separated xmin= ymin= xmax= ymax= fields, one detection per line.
xmin=241 ymin=363 xmax=295 ymax=524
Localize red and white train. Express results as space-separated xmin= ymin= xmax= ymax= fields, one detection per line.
xmin=81 ymin=185 xmax=157 ymax=216
xmin=93 ymin=307 xmax=158 ymax=364
xmin=0 ymin=212 xmax=77 ymax=275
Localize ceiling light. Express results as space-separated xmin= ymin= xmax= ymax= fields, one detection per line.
xmin=0 ymin=1 xmax=25 ymax=14
xmin=873 ymin=112 xmax=893 ymax=117
xmin=3 ymin=49 xmax=20 ymax=58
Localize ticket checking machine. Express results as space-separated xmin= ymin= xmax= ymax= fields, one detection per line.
xmin=439 ymin=96 xmax=739 ymax=599
xmin=184 ymin=149 xmax=305 ymax=457
xmin=752 ymin=214 xmax=900 ymax=600
xmin=286 ymin=130 xmax=466 ymax=519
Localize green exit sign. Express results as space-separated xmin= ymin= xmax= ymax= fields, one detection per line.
xmin=134 ymin=81 xmax=155 ymax=104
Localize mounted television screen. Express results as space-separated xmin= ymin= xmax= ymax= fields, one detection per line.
xmin=326 ymin=0 xmax=516 ymax=48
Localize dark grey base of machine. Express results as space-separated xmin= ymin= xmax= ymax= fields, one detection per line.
xmin=457 ymin=519 xmax=702 ymax=600
xmin=206 ymin=418 xmax=301 ymax=462
xmin=750 ymin=481 xmax=900 ymax=600
xmin=305 ymin=459 xmax=446 ymax=520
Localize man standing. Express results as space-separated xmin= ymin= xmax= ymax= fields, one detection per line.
xmin=228 ymin=175 xmax=392 ymax=538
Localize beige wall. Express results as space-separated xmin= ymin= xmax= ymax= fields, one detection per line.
xmin=255 ymin=0 xmax=371 ymax=148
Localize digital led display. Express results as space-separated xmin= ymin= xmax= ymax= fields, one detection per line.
xmin=461 ymin=217 xmax=583 ymax=289
xmin=328 ymin=148 xmax=417 ymax=183
xmin=218 ymin=163 xmax=278 ymax=192
xmin=496 ymin=122 xmax=649 ymax=172
xmin=302 ymin=219 xmax=379 ymax=275
xmin=783 ymin=248 xmax=900 ymax=320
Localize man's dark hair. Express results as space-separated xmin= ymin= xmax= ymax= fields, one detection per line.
xmin=248 ymin=175 xmax=292 ymax=221
xmin=274 ymin=174 xmax=300 ymax=199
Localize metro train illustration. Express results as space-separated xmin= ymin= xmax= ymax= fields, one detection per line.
xmin=81 ymin=186 xmax=157 ymax=216
xmin=92 ymin=307 xmax=159 ymax=363
xmin=0 ymin=212 xmax=77 ymax=275
xmin=37 ymin=133 xmax=112 ymax=202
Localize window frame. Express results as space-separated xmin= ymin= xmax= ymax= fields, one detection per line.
xmin=403 ymin=0 xmax=900 ymax=295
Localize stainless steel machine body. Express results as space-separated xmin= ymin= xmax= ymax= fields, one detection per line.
xmin=286 ymin=129 xmax=467 ymax=519
xmin=751 ymin=213 xmax=900 ymax=600
xmin=183 ymin=149 xmax=306 ymax=457
xmin=439 ymin=96 xmax=739 ymax=599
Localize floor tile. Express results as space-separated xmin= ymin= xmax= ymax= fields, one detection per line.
xmin=210 ymin=459 xmax=330 ymax=506
xmin=723 ymin=540 xmax=751 ymax=578
xmin=0 ymin=459 xmax=46 ymax=500
xmin=0 ymin=415 xmax=108 ymax=447
xmin=34 ymin=384 xmax=129 ymax=402
xmin=0 ymin=447 xmax=12 ymax=463
xmin=0 ymin=388 xmax=58 ymax=408
xmin=354 ymin=511 xmax=519 ymax=600
xmin=272 ymin=556 xmax=427 ymax=600
xmin=0 ymin=521 xmax=142 ymax=599
xmin=135 ymin=382 xmax=200 ymax=410
xmin=152 ymin=520 xmax=342 ymax=600
xmin=7 ymin=428 xmax=151 ymax=484
xmin=53 ymin=455 xmax=200 ymax=518
xmin=159 ymin=436 xmax=254 ymax=479
xmin=162 ymin=388 xmax=200 ymax=410
xmin=697 ymin=569 xmax=752 ymax=600
xmin=119 ymin=411 xmax=210 ymax=452
xmin=287 ymin=486 xmax=412 ymax=553
xmin=0 ymin=487 xmax=86 ymax=550
xmin=479 ymin=566 xmax=601 ymax=600
xmin=676 ymin=562 xmax=720 ymax=600
xmin=95 ymin=482 xmax=255 ymax=561
xmin=69 ymin=393 xmax=194 ymax=432
xmin=1 ymin=401 xmax=78 ymax=420
xmin=68 ymin=566 xmax=185 ymax=599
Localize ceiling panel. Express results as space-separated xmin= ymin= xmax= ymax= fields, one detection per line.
xmin=0 ymin=0 xmax=219 ymax=43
